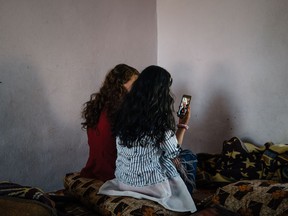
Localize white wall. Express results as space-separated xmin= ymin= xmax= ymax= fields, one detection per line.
xmin=0 ymin=0 xmax=157 ymax=191
xmin=2 ymin=0 xmax=288 ymax=191
xmin=158 ymin=0 xmax=288 ymax=153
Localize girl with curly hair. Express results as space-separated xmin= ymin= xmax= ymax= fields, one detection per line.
xmin=80 ymin=64 xmax=139 ymax=181
xmin=98 ymin=65 xmax=197 ymax=213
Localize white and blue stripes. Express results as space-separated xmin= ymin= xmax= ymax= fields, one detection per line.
xmin=115 ymin=131 xmax=181 ymax=187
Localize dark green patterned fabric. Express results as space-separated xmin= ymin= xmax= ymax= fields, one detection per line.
xmin=215 ymin=137 xmax=265 ymax=181
xmin=196 ymin=137 xmax=288 ymax=186
xmin=262 ymin=144 xmax=288 ymax=182
xmin=196 ymin=153 xmax=221 ymax=187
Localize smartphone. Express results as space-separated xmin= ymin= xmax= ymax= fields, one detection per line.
xmin=177 ymin=94 xmax=192 ymax=118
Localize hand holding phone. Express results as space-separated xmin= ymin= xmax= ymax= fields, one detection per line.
xmin=177 ymin=94 xmax=191 ymax=119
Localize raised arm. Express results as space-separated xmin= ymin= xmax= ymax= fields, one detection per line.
xmin=176 ymin=106 xmax=190 ymax=145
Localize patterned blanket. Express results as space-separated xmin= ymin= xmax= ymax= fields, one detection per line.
xmin=196 ymin=137 xmax=288 ymax=187
xmin=0 ymin=181 xmax=57 ymax=216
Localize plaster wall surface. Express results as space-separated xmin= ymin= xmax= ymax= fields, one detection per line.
xmin=0 ymin=0 xmax=157 ymax=191
xmin=157 ymin=0 xmax=288 ymax=153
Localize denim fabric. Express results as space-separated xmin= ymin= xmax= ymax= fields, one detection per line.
xmin=173 ymin=149 xmax=198 ymax=195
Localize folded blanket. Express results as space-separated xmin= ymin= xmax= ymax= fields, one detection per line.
xmin=0 ymin=181 xmax=57 ymax=216
xmin=196 ymin=137 xmax=288 ymax=186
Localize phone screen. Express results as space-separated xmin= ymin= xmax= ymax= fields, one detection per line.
xmin=177 ymin=95 xmax=191 ymax=118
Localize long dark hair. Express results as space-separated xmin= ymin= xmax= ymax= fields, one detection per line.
xmin=81 ymin=64 xmax=139 ymax=129
xmin=113 ymin=65 xmax=176 ymax=148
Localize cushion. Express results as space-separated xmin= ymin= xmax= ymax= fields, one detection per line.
xmin=214 ymin=137 xmax=265 ymax=182
xmin=196 ymin=153 xmax=221 ymax=187
xmin=0 ymin=181 xmax=55 ymax=208
xmin=261 ymin=143 xmax=288 ymax=182
xmin=64 ymin=172 xmax=190 ymax=216
xmin=197 ymin=137 xmax=288 ymax=187
xmin=212 ymin=180 xmax=288 ymax=216
xmin=0 ymin=197 xmax=57 ymax=216
xmin=191 ymin=205 xmax=240 ymax=216
xmin=0 ymin=181 xmax=57 ymax=216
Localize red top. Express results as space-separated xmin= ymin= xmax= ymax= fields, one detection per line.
xmin=80 ymin=111 xmax=116 ymax=181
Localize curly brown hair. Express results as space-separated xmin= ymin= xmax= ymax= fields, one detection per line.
xmin=81 ymin=64 xmax=139 ymax=129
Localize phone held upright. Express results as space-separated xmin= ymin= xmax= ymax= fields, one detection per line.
xmin=177 ymin=94 xmax=191 ymax=119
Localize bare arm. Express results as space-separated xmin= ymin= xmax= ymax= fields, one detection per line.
xmin=176 ymin=106 xmax=191 ymax=145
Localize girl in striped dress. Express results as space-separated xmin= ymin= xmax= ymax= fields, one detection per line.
xmin=98 ymin=65 xmax=197 ymax=213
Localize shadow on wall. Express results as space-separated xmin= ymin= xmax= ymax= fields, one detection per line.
xmin=194 ymin=91 xmax=234 ymax=153
xmin=0 ymin=59 xmax=83 ymax=191
xmin=194 ymin=63 xmax=236 ymax=153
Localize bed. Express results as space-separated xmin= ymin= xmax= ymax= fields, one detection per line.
xmin=1 ymin=137 xmax=288 ymax=216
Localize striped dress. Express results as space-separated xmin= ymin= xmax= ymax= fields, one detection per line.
xmin=98 ymin=131 xmax=197 ymax=213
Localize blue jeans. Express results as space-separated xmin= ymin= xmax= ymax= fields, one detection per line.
xmin=173 ymin=149 xmax=198 ymax=195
